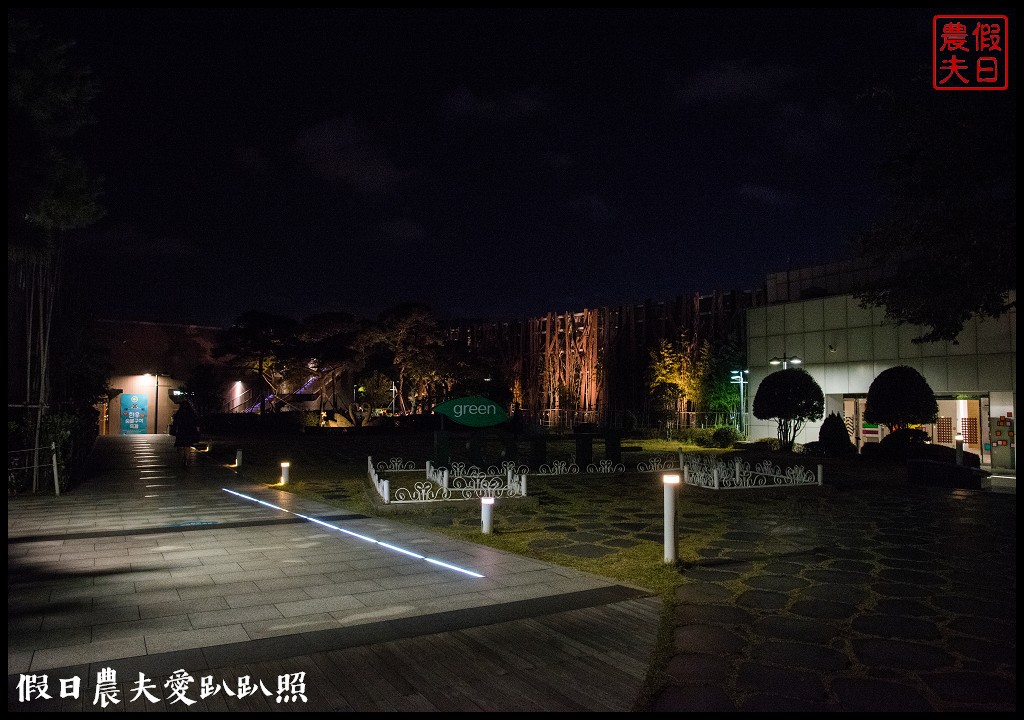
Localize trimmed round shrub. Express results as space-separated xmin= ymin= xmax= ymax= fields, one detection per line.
xmin=712 ymin=425 xmax=739 ymax=448
xmin=865 ymin=366 xmax=938 ymax=430
xmin=819 ymin=413 xmax=857 ymax=457
xmin=878 ymin=428 xmax=930 ymax=458
xmin=860 ymin=442 xmax=884 ymax=460
xmin=876 ymin=428 xmax=981 ymax=468
xmin=801 ymin=440 xmax=826 ymax=457
xmin=752 ymin=368 xmax=824 ymax=451
xmin=909 ymin=443 xmax=981 ymax=468
xmin=679 ymin=427 xmax=717 ymax=447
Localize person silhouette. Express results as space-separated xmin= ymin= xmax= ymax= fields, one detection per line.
xmin=170 ymin=401 xmax=201 ymax=467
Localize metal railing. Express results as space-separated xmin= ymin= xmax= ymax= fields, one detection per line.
xmin=523 ymin=407 xmax=748 ymax=434
xmin=8 ymin=443 xmax=60 ymax=496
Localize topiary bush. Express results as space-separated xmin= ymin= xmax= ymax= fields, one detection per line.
xmin=751 ymin=437 xmax=782 ymax=452
xmin=819 ymin=413 xmax=857 ymax=457
xmin=712 ymin=425 xmax=739 ymax=448
xmin=878 ymin=428 xmax=930 ymax=458
xmin=875 ymin=428 xmax=981 ymax=467
xmin=860 ymin=442 xmax=884 ymax=461
xmin=909 ymin=443 xmax=981 ymax=468
xmin=752 ymin=368 xmax=824 ymax=451
xmin=679 ymin=427 xmax=717 ymax=447
xmin=865 ymin=366 xmax=938 ymax=431
xmin=801 ymin=441 xmax=826 ymax=457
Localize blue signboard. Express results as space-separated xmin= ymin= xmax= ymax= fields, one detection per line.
xmin=121 ymin=394 xmax=148 ymax=434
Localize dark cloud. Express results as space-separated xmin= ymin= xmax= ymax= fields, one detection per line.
xmin=539 ymin=151 xmax=573 ymax=170
xmin=442 ymin=86 xmax=499 ymax=121
xmin=441 ymin=86 xmax=549 ymax=122
xmin=234 ymin=146 xmax=269 ymax=172
xmin=379 ymin=218 xmax=427 ymax=246
xmin=736 ymin=183 xmax=799 ymax=207
xmin=23 ymin=7 xmax=946 ymax=326
xmin=94 ymin=223 xmax=195 ymax=258
xmin=505 ymin=90 xmax=547 ymax=119
xmin=768 ymin=102 xmax=845 ymax=159
xmin=293 ymin=116 xmax=408 ymax=192
xmin=675 ymin=63 xmax=798 ymax=105
xmin=574 ymin=195 xmax=616 ymax=224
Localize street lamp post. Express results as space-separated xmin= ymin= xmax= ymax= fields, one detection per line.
xmin=730 ymin=370 xmax=749 ymax=435
xmin=769 ymin=355 xmax=802 ymax=370
xmin=153 ymin=373 xmax=160 ymax=434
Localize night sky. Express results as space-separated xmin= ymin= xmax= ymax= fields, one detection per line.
xmin=18 ymin=8 xmax=1005 ymax=327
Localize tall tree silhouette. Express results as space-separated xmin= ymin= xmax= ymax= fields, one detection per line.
xmin=216 ymin=311 xmax=299 ymax=417
xmin=854 ymin=74 xmax=1015 ymax=343
xmin=9 ymin=14 xmax=104 ymax=489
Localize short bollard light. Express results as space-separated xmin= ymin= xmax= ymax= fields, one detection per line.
xmin=481 ymin=496 xmax=495 ymax=535
xmin=280 ymin=461 xmax=290 ymax=485
xmin=663 ymin=473 xmax=681 ymax=564
xmin=955 ymin=433 xmax=964 ymax=465
xmin=235 ymin=449 xmax=243 ymax=468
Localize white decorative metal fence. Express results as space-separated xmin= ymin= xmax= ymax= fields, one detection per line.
xmin=365 ymin=449 xmax=822 ymax=503
xmin=679 ymin=452 xmax=822 ymax=489
xmin=368 ymin=457 xmax=528 ymax=504
xmin=533 ymin=456 xmax=626 ymax=475
xmin=635 ymin=455 xmax=680 ymax=473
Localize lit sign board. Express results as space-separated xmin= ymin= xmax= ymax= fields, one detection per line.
xmin=432 ymin=396 xmax=509 ymax=427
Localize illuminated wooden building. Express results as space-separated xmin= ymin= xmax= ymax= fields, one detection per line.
xmin=450 ymin=290 xmax=763 ymax=428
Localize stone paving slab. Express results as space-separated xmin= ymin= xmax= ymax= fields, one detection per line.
xmin=8 ymin=435 xmax=1017 ymax=711
xmin=9 ymin=436 xmax=657 ymax=711
xmin=653 ymin=478 xmax=1016 ymax=712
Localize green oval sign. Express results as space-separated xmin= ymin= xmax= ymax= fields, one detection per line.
xmin=433 ymin=396 xmax=509 ymax=427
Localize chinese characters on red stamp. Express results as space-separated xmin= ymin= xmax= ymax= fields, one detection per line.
xmin=933 ymin=15 xmax=1009 ymax=90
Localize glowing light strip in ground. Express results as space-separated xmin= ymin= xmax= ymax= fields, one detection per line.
xmin=222 ymin=489 xmax=484 ymax=578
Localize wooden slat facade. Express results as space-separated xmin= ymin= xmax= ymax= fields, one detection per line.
xmin=450 ymin=290 xmax=764 ymax=427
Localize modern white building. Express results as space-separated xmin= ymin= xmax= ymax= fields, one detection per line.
xmin=745 ymin=265 xmax=1016 ymax=470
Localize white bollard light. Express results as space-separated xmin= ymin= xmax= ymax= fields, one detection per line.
xmin=481 ymin=497 xmax=495 ymax=534
xmin=280 ymin=461 xmax=290 ymax=485
xmin=663 ymin=473 xmax=680 ymax=564
xmin=955 ymin=433 xmax=964 ymax=465
xmin=235 ymin=449 xmax=243 ymax=468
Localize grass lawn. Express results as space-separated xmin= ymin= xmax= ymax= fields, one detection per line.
xmin=204 ymin=428 xmax=885 ymax=595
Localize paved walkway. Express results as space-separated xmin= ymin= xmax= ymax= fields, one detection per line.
xmin=650 ymin=472 xmax=1016 ymax=712
xmin=8 ymin=436 xmax=658 ymax=711
xmin=8 ymin=436 xmax=1017 ymax=712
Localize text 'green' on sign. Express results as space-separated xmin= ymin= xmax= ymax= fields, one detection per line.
xmin=432 ymin=396 xmax=509 ymax=427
